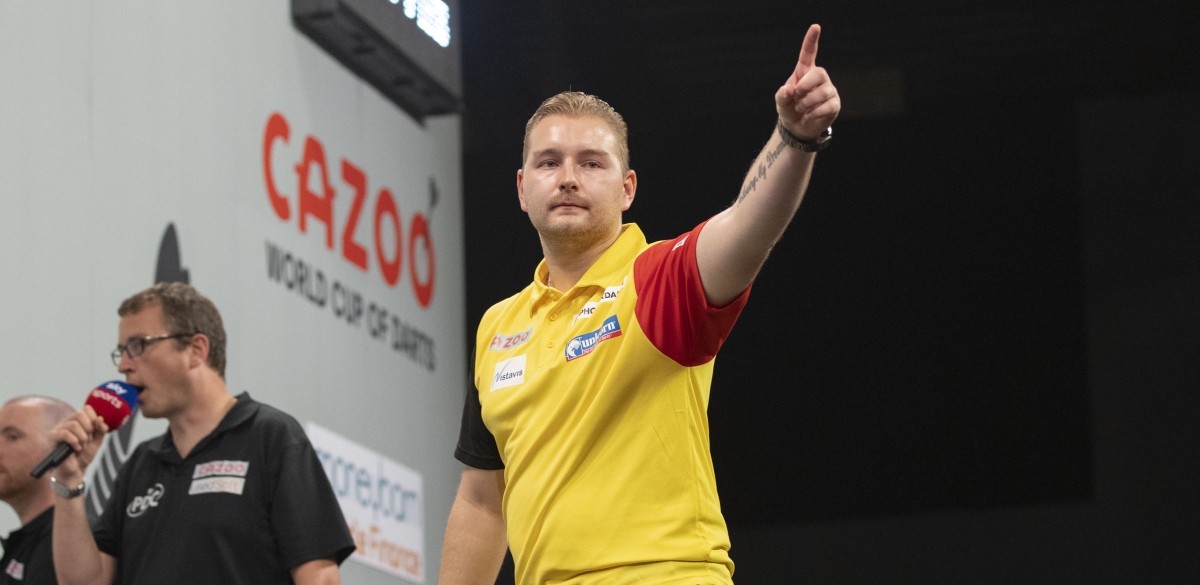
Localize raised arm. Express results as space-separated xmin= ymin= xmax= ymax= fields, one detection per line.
xmin=438 ymin=466 xmax=508 ymax=585
xmin=696 ymin=24 xmax=840 ymax=305
xmin=50 ymin=407 xmax=117 ymax=585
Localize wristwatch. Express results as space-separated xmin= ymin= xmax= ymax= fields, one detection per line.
xmin=50 ymin=476 xmax=86 ymax=499
xmin=777 ymin=117 xmax=832 ymax=152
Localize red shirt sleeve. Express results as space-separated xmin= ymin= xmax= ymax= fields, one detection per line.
xmin=633 ymin=219 xmax=752 ymax=367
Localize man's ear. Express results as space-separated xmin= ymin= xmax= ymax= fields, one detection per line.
xmin=188 ymin=334 xmax=211 ymax=371
xmin=621 ymin=169 xmax=637 ymax=211
xmin=517 ymin=169 xmax=528 ymax=212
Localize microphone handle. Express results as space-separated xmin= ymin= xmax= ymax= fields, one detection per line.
xmin=30 ymin=441 xmax=75 ymax=479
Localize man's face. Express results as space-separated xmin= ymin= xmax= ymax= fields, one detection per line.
xmin=117 ymin=304 xmax=192 ymax=419
xmin=518 ymin=115 xmax=636 ymax=247
xmin=0 ymin=401 xmax=52 ymax=501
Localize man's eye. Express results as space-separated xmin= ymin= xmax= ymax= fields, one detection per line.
xmin=540 ymin=160 xmax=558 ymax=167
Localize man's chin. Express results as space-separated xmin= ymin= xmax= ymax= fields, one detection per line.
xmin=537 ymin=217 xmax=604 ymax=240
xmin=138 ymin=402 xmax=166 ymax=419
xmin=0 ymin=479 xmax=19 ymax=501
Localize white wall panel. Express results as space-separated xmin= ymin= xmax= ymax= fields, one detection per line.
xmin=0 ymin=3 xmax=463 ymax=582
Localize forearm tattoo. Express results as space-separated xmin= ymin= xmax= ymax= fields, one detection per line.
xmin=736 ymin=139 xmax=789 ymax=204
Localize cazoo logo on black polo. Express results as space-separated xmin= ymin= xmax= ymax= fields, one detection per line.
xmin=189 ymin=460 xmax=250 ymax=495
xmin=127 ymin=483 xmax=165 ymax=517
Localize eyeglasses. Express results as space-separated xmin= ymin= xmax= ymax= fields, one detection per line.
xmin=111 ymin=333 xmax=195 ymax=366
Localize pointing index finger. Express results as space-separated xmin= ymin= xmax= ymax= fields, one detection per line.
xmin=798 ymin=24 xmax=821 ymax=70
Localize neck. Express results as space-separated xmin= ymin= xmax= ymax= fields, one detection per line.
xmin=167 ymin=372 xmax=236 ymax=459
xmin=541 ymin=224 xmax=622 ymax=291
xmin=5 ymin=486 xmax=54 ymax=526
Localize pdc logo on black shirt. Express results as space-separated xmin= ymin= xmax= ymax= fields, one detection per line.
xmin=126 ymin=483 xmax=165 ymax=518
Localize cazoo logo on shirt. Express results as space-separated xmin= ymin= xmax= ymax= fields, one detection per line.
xmin=126 ymin=483 xmax=165 ymax=518
xmin=190 ymin=460 xmax=250 ymax=496
xmin=489 ymin=328 xmax=532 ymax=351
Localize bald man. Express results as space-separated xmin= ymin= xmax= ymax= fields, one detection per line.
xmin=0 ymin=396 xmax=73 ymax=585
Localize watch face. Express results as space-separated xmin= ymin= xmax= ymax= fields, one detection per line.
xmin=52 ymin=478 xmax=85 ymax=499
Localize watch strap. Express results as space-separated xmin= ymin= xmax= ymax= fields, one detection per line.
xmin=51 ymin=476 xmax=86 ymax=499
xmin=777 ymin=118 xmax=832 ymax=152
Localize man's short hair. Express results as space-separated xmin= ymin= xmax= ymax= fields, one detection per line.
xmin=4 ymin=395 xmax=74 ymax=431
xmin=118 ymin=283 xmax=227 ymax=377
xmin=523 ymin=91 xmax=630 ymax=172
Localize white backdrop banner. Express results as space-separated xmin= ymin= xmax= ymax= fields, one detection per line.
xmin=307 ymin=422 xmax=426 ymax=582
xmin=0 ymin=2 xmax=464 ymax=583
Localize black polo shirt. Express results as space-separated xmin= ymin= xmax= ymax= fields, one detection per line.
xmin=92 ymin=393 xmax=354 ymax=584
xmin=0 ymin=508 xmax=55 ymax=585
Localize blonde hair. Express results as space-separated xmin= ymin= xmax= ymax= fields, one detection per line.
xmin=523 ymin=91 xmax=630 ymax=172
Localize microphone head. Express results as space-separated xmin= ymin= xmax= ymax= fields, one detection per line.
xmin=85 ymin=381 xmax=140 ymax=430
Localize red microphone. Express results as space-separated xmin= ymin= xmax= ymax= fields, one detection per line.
xmin=30 ymin=381 xmax=140 ymax=479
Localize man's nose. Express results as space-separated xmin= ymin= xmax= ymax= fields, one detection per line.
xmin=558 ymin=164 xmax=579 ymax=191
xmin=117 ymin=352 xmax=134 ymax=374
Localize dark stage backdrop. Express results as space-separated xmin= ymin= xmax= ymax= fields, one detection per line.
xmin=727 ymin=89 xmax=1200 ymax=585
xmin=708 ymin=95 xmax=1089 ymax=523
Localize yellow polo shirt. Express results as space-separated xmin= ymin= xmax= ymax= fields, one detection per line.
xmin=456 ymin=221 xmax=750 ymax=584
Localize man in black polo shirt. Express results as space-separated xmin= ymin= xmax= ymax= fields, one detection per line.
xmin=48 ymin=283 xmax=354 ymax=585
xmin=0 ymin=396 xmax=74 ymax=585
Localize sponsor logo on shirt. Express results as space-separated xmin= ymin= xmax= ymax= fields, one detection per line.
xmin=193 ymin=460 xmax=250 ymax=479
xmin=491 ymin=355 xmax=526 ymax=391
xmin=5 ymin=559 xmax=24 ymax=580
xmin=572 ymin=278 xmax=626 ymax=324
xmin=672 ymin=234 xmax=689 ymax=251
xmin=572 ymin=302 xmax=599 ymax=324
xmin=126 ymin=483 xmax=165 ymax=517
xmin=488 ymin=327 xmax=532 ymax=351
xmin=189 ymin=477 xmax=246 ymax=495
xmin=189 ymin=460 xmax=250 ymax=495
xmin=565 ymin=315 xmax=622 ymax=361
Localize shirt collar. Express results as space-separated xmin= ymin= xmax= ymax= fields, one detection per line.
xmin=529 ymin=224 xmax=646 ymax=316
xmin=1 ymin=507 xmax=53 ymax=549
xmin=147 ymin=392 xmax=259 ymax=462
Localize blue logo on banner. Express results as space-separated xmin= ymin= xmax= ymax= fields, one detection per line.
xmin=564 ymin=315 xmax=622 ymax=361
